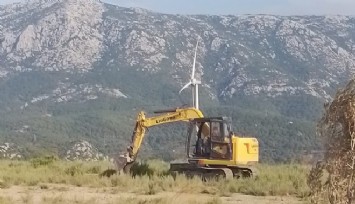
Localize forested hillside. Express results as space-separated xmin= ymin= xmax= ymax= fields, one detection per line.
xmin=1 ymin=0 xmax=354 ymax=162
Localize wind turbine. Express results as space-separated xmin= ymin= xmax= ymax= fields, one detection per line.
xmin=179 ymin=39 xmax=201 ymax=110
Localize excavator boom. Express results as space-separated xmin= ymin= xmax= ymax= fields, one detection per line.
xmin=114 ymin=107 xmax=205 ymax=173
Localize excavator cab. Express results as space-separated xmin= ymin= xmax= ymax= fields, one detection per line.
xmin=188 ymin=117 xmax=233 ymax=161
xmin=169 ymin=116 xmax=258 ymax=180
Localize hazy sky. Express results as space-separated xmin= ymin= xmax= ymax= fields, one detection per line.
xmin=0 ymin=0 xmax=354 ymax=16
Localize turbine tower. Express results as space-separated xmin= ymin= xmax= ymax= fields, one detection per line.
xmin=179 ymin=39 xmax=201 ymax=109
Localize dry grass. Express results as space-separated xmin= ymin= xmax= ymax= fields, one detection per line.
xmin=39 ymin=195 xmax=222 ymax=204
xmin=0 ymin=159 xmax=111 ymax=187
xmin=0 ymin=158 xmax=310 ymax=198
xmin=0 ymin=197 xmax=12 ymax=204
xmin=41 ymin=196 xmax=98 ymax=204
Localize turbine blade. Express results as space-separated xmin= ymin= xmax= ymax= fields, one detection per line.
xmin=191 ymin=39 xmax=199 ymax=80
xmin=179 ymin=82 xmax=192 ymax=94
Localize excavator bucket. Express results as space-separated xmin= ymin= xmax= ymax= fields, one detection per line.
xmin=99 ymin=153 xmax=132 ymax=177
xmin=114 ymin=155 xmax=130 ymax=172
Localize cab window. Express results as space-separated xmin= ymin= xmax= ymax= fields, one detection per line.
xmin=211 ymin=122 xmax=221 ymax=137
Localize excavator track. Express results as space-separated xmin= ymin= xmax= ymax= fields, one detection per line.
xmin=199 ymin=167 xmax=233 ymax=181
xmin=170 ymin=163 xmax=252 ymax=181
xmin=230 ymin=167 xmax=255 ymax=178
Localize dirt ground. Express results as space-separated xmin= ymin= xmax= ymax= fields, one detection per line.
xmin=0 ymin=184 xmax=306 ymax=204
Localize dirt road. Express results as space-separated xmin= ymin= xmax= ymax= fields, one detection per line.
xmin=0 ymin=184 xmax=306 ymax=204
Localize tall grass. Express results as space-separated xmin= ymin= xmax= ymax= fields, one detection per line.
xmin=131 ymin=160 xmax=310 ymax=197
xmin=0 ymin=159 xmax=310 ymax=197
xmin=0 ymin=197 xmax=12 ymax=204
xmin=40 ymin=195 xmax=222 ymax=204
xmin=217 ymin=164 xmax=310 ymax=197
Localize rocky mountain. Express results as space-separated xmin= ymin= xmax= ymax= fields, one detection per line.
xmin=1 ymin=0 xmax=354 ymax=161
xmin=0 ymin=142 xmax=22 ymax=159
xmin=65 ymin=140 xmax=107 ymax=161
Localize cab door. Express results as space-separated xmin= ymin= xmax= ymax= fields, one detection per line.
xmin=210 ymin=121 xmax=232 ymax=160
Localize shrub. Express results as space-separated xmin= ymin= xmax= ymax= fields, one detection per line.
xmin=65 ymin=164 xmax=84 ymax=176
xmin=130 ymin=162 xmax=154 ymax=177
xmin=30 ymin=156 xmax=57 ymax=168
xmin=86 ymin=165 xmax=101 ymax=174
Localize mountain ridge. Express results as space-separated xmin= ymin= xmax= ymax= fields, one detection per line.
xmin=0 ymin=0 xmax=354 ymax=161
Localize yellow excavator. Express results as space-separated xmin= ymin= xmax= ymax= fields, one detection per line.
xmin=113 ymin=107 xmax=259 ymax=180
xmin=109 ymin=39 xmax=258 ymax=180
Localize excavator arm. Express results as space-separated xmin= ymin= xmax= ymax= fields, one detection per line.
xmin=115 ymin=107 xmax=206 ymax=173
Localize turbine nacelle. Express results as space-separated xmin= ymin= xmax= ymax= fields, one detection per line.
xmin=191 ymin=78 xmax=201 ymax=85
xmin=179 ymin=79 xmax=201 ymax=94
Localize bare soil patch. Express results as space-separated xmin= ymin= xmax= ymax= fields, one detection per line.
xmin=0 ymin=184 xmax=305 ymax=204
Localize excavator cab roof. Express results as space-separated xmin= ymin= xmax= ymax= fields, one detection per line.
xmin=190 ymin=116 xmax=234 ymax=139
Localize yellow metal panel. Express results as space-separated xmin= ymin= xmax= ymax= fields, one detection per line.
xmin=233 ymin=136 xmax=259 ymax=165
xmin=196 ymin=136 xmax=259 ymax=167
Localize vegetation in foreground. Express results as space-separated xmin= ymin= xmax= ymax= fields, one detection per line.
xmin=0 ymin=158 xmax=310 ymax=199
xmin=0 ymin=194 xmax=223 ymax=204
